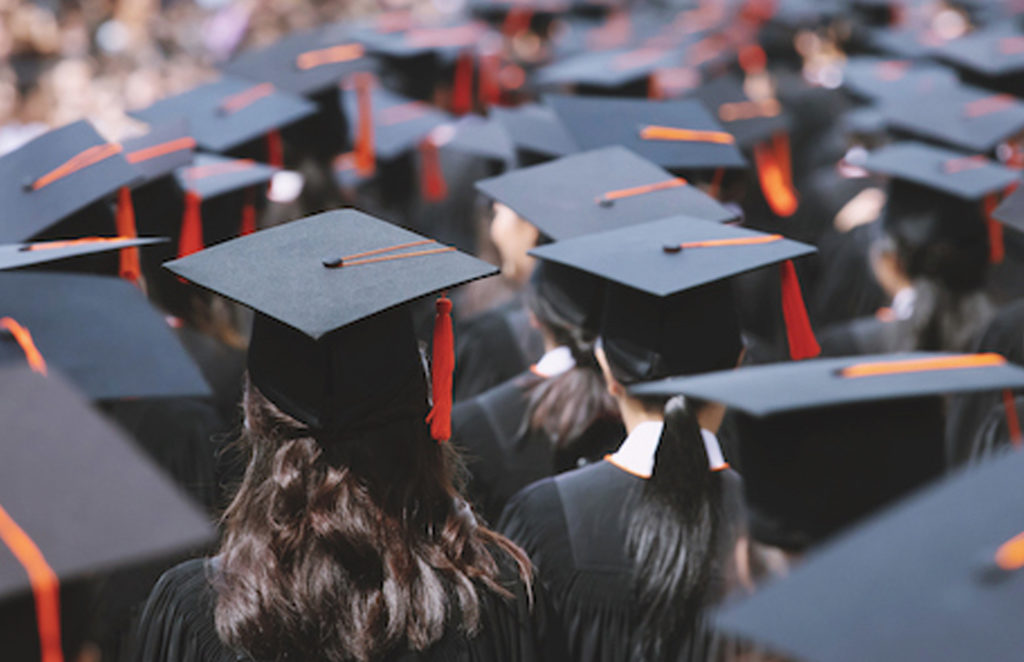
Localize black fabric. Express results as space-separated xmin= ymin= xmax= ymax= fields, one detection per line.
xmin=453 ymin=299 xmax=544 ymax=402
xmin=134 ymin=552 xmax=565 ymax=662
xmin=451 ymin=370 xmax=622 ymax=523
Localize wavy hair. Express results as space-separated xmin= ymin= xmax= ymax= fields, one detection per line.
xmin=213 ymin=376 xmax=531 ymax=662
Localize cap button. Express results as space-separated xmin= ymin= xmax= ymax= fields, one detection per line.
xmin=598 ymin=197 xmax=614 ymax=208
xmin=322 ymin=257 xmax=344 ymax=268
xmin=662 ymin=244 xmax=682 ymax=254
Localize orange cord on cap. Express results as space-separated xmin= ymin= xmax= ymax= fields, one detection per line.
xmin=840 ymin=353 xmax=1006 ymax=378
xmin=964 ymin=94 xmax=1016 ymax=119
xmin=1003 ymin=389 xmax=1022 ymax=448
xmin=22 ymin=236 xmax=136 ymax=251
xmin=178 ymin=191 xmax=204 ymax=259
xmin=0 ymin=317 xmax=47 ymax=375
xmin=754 ymin=133 xmax=798 ymax=217
xmin=419 ymin=137 xmax=448 ymax=202
xmin=183 ymin=159 xmax=257 ymax=181
xmin=995 ymin=531 xmax=1024 ymax=571
xmin=124 ymin=137 xmax=196 ymax=164
xmin=30 ymin=143 xmax=123 ymax=191
xmin=353 ymin=73 xmax=376 ymax=177
xmin=322 ymin=239 xmax=456 ymax=268
xmin=219 ymin=82 xmax=275 ymax=115
xmin=115 ymin=187 xmax=141 ymax=284
xmin=426 ymin=293 xmax=455 ymax=442
xmin=984 ymin=194 xmax=1005 ymax=264
xmin=0 ymin=503 xmax=63 ymax=662
xmin=451 ymin=51 xmax=475 ymax=116
xmin=674 ymin=233 xmax=782 ymax=249
xmin=240 ymin=188 xmax=257 ymax=237
xmin=639 ymin=125 xmax=736 ymax=144
xmin=597 ymin=177 xmax=688 ymax=205
xmin=295 ymin=43 xmax=365 ymax=70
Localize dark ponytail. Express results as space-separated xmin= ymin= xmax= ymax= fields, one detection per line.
xmin=626 ymin=396 xmax=722 ymax=660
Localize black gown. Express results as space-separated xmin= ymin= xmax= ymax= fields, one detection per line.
xmin=498 ymin=460 xmax=743 ymax=662
xmin=451 ymin=370 xmax=623 ymax=524
xmin=453 ymin=300 xmax=544 ymax=402
xmin=134 ymin=552 xmax=566 ymax=662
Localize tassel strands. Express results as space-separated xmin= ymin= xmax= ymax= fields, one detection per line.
xmin=178 ymin=191 xmax=205 ymax=259
xmin=115 ymin=187 xmax=141 ymax=284
xmin=426 ymin=294 xmax=455 ymax=442
xmin=353 ymin=73 xmax=376 ymax=177
xmin=779 ymin=260 xmax=820 ymax=360
xmin=419 ymin=137 xmax=448 ymax=202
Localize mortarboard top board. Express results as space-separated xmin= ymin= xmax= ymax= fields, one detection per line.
xmin=880 ymin=81 xmax=1024 ymax=154
xmin=839 ymin=56 xmax=959 ymax=103
xmin=354 ymin=19 xmax=492 ymax=62
xmin=434 ymin=115 xmax=515 ymax=164
xmin=545 ymin=94 xmax=748 ymax=172
xmin=686 ymin=75 xmax=790 ymax=150
xmin=535 ymin=45 xmax=684 ymax=89
xmin=0 ymin=120 xmax=139 ymax=243
xmin=934 ymin=25 xmax=1024 ymax=80
xmin=120 ymin=120 xmax=196 ymax=185
xmin=992 ymin=184 xmax=1024 ymax=232
xmin=174 ymin=153 xmax=279 ymax=200
xmin=223 ymin=25 xmax=378 ymax=97
xmin=490 ymin=103 xmax=578 ymax=160
xmin=630 ymin=351 xmax=1024 ymax=415
xmin=0 ymin=365 xmax=214 ymax=655
xmin=128 ymin=75 xmax=317 ymax=154
xmin=861 ymin=141 xmax=1021 ymax=201
xmin=0 ymin=271 xmax=210 ymax=400
xmin=864 ymin=25 xmax=948 ymax=59
xmin=340 ymin=83 xmax=452 ymax=161
xmin=0 ymin=237 xmax=166 ymax=271
xmin=476 ymin=146 xmax=736 ymax=241
xmin=165 ymin=210 xmax=497 ymax=431
xmin=714 ymin=442 xmax=1024 ymax=662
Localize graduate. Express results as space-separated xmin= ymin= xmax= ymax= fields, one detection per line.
xmin=135 ymin=210 xmax=564 ymax=662
xmin=499 ymin=216 xmax=819 ymax=661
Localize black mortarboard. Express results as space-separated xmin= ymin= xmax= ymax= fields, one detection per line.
xmin=530 ymin=216 xmax=819 ymax=380
xmin=0 ymin=271 xmax=210 ymax=400
xmin=862 ymin=141 xmax=1021 ymax=201
xmin=128 ymin=76 xmax=317 ymax=154
xmin=435 ymin=115 xmax=515 ymax=165
xmin=632 ymin=352 xmax=1024 ymax=550
xmin=223 ymin=25 xmax=376 ymax=97
xmin=0 ymin=120 xmax=138 ymax=243
xmin=120 ymin=120 xmax=196 ymax=184
xmin=535 ymin=45 xmax=684 ymax=91
xmin=355 ymin=19 xmax=491 ymax=62
xmin=0 ymin=237 xmax=165 ymax=271
xmin=527 ymin=258 xmax=606 ymax=337
xmin=165 ymin=209 xmax=496 ymax=435
xmin=935 ymin=26 xmax=1024 ymax=82
xmin=174 ymin=154 xmax=279 ymax=200
xmin=687 ymin=75 xmax=789 ymax=150
xmin=864 ymin=26 xmax=946 ymax=59
xmin=490 ymin=103 xmax=578 ymax=162
xmin=840 ymin=56 xmax=959 ymax=103
xmin=476 ymin=145 xmax=736 ymax=240
xmin=881 ymin=82 xmax=1024 ymax=154
xmin=0 ymin=365 xmax=213 ymax=661
xmin=715 ymin=439 xmax=1024 ymax=662
xmin=340 ymin=81 xmax=453 ymax=162
xmin=545 ymin=94 xmax=747 ymax=173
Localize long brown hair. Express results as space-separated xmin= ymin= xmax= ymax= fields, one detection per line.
xmin=214 ymin=376 xmax=531 ymax=662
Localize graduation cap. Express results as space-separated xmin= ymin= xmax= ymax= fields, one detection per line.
xmin=687 ymin=75 xmax=798 ymax=216
xmin=862 ymin=141 xmax=1022 ymax=263
xmin=434 ymin=115 xmax=515 ymax=166
xmin=0 ymin=271 xmax=209 ymax=399
xmin=714 ymin=430 xmax=1024 ymax=662
xmin=120 ymin=120 xmax=196 ymax=184
xmin=529 ymin=216 xmax=819 ymax=381
xmin=934 ymin=25 xmax=1024 ymax=83
xmin=165 ymin=209 xmax=497 ymax=437
xmin=0 ymin=120 xmax=138 ymax=244
xmin=545 ymin=94 xmax=747 ymax=176
xmin=0 ymin=365 xmax=214 ymax=661
xmin=128 ymin=75 xmax=317 ymax=164
xmin=0 ymin=237 xmax=165 ymax=272
xmin=631 ymin=352 xmax=1024 ymax=551
xmin=172 ymin=154 xmax=279 ymax=258
xmin=490 ymin=103 xmax=578 ymax=162
xmin=338 ymin=76 xmax=454 ymax=201
xmin=839 ymin=56 xmax=959 ymax=103
xmin=864 ymin=25 xmax=949 ymax=59
xmin=476 ymin=145 xmax=736 ymax=241
xmin=535 ymin=45 xmax=684 ymax=93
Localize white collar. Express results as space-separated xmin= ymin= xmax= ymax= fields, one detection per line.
xmin=531 ymin=346 xmax=575 ymax=378
xmin=606 ymin=421 xmax=728 ymax=478
xmin=891 ymin=287 xmax=917 ymax=320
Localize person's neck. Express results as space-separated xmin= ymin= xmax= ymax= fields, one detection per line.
xmin=619 ymin=394 xmax=664 ymax=434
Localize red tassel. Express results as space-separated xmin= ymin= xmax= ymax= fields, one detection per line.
xmin=452 ymin=51 xmax=474 ymax=116
xmin=115 ymin=187 xmax=141 ymax=284
xmin=1003 ymin=389 xmax=1022 ymax=448
xmin=239 ymin=189 xmax=257 ymax=236
xmin=984 ymin=194 xmax=1005 ymax=264
xmin=419 ymin=138 xmax=448 ymax=202
xmin=265 ymin=130 xmax=284 ymax=168
xmin=178 ymin=191 xmax=204 ymax=259
xmin=426 ymin=294 xmax=454 ymax=442
xmin=478 ymin=53 xmax=502 ymax=107
xmin=779 ymin=260 xmax=820 ymax=360
xmin=502 ymin=7 xmax=533 ymax=38
xmin=353 ymin=73 xmax=376 ymax=177
xmin=754 ymin=133 xmax=799 ymax=217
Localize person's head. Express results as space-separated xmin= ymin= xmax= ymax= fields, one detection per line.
xmin=488 ymin=201 xmax=538 ymax=286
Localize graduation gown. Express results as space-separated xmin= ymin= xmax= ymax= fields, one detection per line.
xmin=134 ymin=551 xmax=566 ymax=662
xmin=451 ymin=353 xmax=623 ymax=523
xmin=498 ymin=424 xmax=743 ymax=662
xmin=454 ymin=299 xmax=545 ymax=402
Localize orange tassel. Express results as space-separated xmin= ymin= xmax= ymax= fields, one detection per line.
xmin=426 ymin=294 xmax=455 ymax=442
xmin=115 ymin=187 xmax=141 ymax=284
xmin=452 ymin=51 xmax=475 ymax=116
xmin=240 ymin=189 xmax=257 ymax=236
xmin=1003 ymin=389 xmax=1022 ymax=448
xmin=502 ymin=7 xmax=533 ymax=37
xmin=420 ymin=138 xmax=448 ymax=202
xmin=984 ymin=194 xmax=1005 ymax=264
xmin=754 ymin=133 xmax=798 ymax=217
xmin=0 ymin=317 xmax=47 ymax=376
xmin=779 ymin=260 xmax=820 ymax=360
xmin=178 ymin=191 xmax=204 ymax=259
xmin=353 ymin=73 xmax=376 ymax=177
xmin=266 ymin=130 xmax=284 ymax=168
xmin=478 ymin=53 xmax=502 ymax=107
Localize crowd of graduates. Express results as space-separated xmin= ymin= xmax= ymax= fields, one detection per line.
xmin=4 ymin=0 xmax=1024 ymax=660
